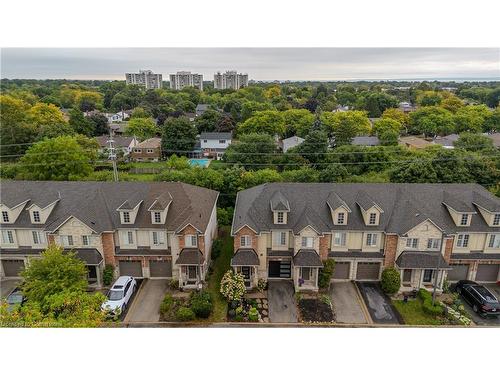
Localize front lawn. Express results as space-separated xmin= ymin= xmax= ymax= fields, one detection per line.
xmin=392 ymin=299 xmax=445 ymax=326
xmin=206 ymin=226 xmax=233 ymax=321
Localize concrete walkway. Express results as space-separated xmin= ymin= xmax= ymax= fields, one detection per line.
xmin=267 ymin=280 xmax=298 ymax=323
xmin=124 ymin=279 xmax=168 ymax=323
xmin=330 ymin=281 xmax=369 ymax=324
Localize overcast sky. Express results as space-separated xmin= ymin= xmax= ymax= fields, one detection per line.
xmin=1 ymin=48 xmax=499 ymax=81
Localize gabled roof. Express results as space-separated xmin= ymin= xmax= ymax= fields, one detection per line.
xmin=355 ymin=190 xmax=382 ymax=212
xmin=95 ymin=135 xmax=136 ymax=148
xmin=293 ymin=249 xmax=323 ymax=267
xmin=270 ymin=191 xmax=290 ymax=211
xmin=200 ymin=132 xmax=232 ymax=140
xmin=231 ymin=249 xmax=260 ymax=266
xmin=443 ymin=191 xmax=476 ymax=213
xmin=351 ymin=136 xmax=380 ymax=146
xmin=396 ymin=251 xmax=450 ymax=269
xmin=326 ymin=191 xmax=351 ymax=212
xmin=135 ymin=138 xmax=161 ymax=148
xmin=472 ymin=191 xmax=500 ymax=212
xmin=148 ymin=192 xmax=173 ymax=211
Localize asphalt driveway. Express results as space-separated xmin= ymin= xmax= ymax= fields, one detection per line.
xmin=330 ymin=281 xmax=368 ymax=324
xmin=0 ymin=279 xmax=20 ymax=299
xmin=267 ymin=280 xmax=298 ymax=323
xmin=124 ymin=279 xmax=168 ymax=323
xmin=356 ymin=282 xmax=402 ymax=324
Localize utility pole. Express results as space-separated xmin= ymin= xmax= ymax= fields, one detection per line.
xmin=107 ymin=131 xmax=119 ymax=182
xmin=432 ymin=232 xmax=445 ymax=304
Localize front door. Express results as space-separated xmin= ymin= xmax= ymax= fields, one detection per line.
xmin=268 ymin=261 xmax=291 ymax=278
xmin=87 ymin=265 xmax=98 ymax=281
xmin=188 ymin=266 xmax=198 ymax=280
xmin=241 ymin=266 xmax=252 ymax=287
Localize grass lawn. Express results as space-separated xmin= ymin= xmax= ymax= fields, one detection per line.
xmin=207 ymin=226 xmax=233 ymax=321
xmin=125 ymin=161 xmax=169 ymax=169
xmin=393 ymin=299 xmax=444 ymax=326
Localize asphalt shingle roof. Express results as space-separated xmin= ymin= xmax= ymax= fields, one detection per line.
xmin=230 ymin=249 xmax=260 ymax=266
xmin=200 ymin=132 xmax=232 ymax=140
xmin=395 ymin=251 xmax=450 ymax=269
xmin=175 ymin=249 xmax=205 ymax=265
xmin=293 ymin=249 xmax=323 ymax=267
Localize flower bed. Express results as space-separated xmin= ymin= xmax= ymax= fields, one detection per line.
xmin=227 ymin=298 xmax=269 ymax=322
xmin=297 ymin=294 xmax=335 ymax=323
xmin=159 ymin=290 xmax=214 ymax=322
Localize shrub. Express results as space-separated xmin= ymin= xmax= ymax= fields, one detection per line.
xmin=220 ymin=270 xmax=246 ymax=302
xmin=169 ymin=278 xmax=179 ymax=290
xmin=102 ymin=265 xmax=114 ymax=286
xmin=417 ymin=288 xmax=432 ymax=301
xmin=417 ymin=288 xmax=444 ymax=316
xmin=189 ymin=291 xmax=213 ymax=318
xmin=217 ymin=207 xmax=234 ymax=226
xmin=176 ymin=307 xmax=195 ymax=321
xmin=381 ymin=267 xmax=401 ymax=295
xmin=318 ymin=259 xmax=335 ymax=289
xmin=211 ymin=238 xmax=223 ymax=260
xmin=160 ymin=294 xmax=174 ymax=315
xmin=248 ymin=307 xmax=259 ymax=322
xmin=257 ymin=278 xmax=267 ymax=293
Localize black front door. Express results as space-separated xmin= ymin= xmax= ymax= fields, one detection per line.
xmin=86 ymin=265 xmax=97 ymax=280
xmin=269 ymin=261 xmax=281 ymax=278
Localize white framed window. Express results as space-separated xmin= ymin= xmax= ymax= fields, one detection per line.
xmin=61 ymin=235 xmax=74 ymax=246
xmin=333 ymin=232 xmax=347 ymax=247
xmin=427 ymin=238 xmax=441 ymax=250
xmin=153 ymin=212 xmax=161 ymax=223
xmin=273 ymin=231 xmax=287 ymax=246
xmin=219 ymin=139 xmax=226 ymax=144
xmin=456 ymin=234 xmax=469 ymax=248
xmin=301 ymin=236 xmax=314 ymax=248
xmin=32 ymin=231 xmax=45 ymax=245
xmin=1 ymin=230 xmax=15 ymax=244
xmin=1 ymin=211 xmax=9 ymax=222
xmin=337 ymin=212 xmax=345 ymax=225
xmin=134 ymin=149 xmax=142 ymax=153
xmin=33 ymin=211 xmax=41 ymax=223
xmin=366 ymin=233 xmax=378 ymax=246
xmin=240 ymin=235 xmax=251 ymax=248
xmin=123 ymin=211 xmax=130 ymax=223
xmin=369 ymin=213 xmax=377 ymax=225
xmin=277 ymin=212 xmax=284 ymax=224
xmin=460 ymin=214 xmax=469 ymax=226
xmin=126 ymin=231 xmax=134 ymax=245
xmin=82 ymin=235 xmax=90 ymax=246
xmin=493 ymin=214 xmax=500 ymax=226
xmin=152 ymin=231 xmax=165 ymax=245
xmin=488 ymin=234 xmax=500 ymax=248
xmin=185 ymin=234 xmax=198 ymax=248
xmin=406 ymin=238 xmax=418 ymax=249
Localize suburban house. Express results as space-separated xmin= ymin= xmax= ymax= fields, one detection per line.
xmin=281 ymin=136 xmax=305 ymax=153
xmin=485 ymin=133 xmax=500 ymax=148
xmin=351 ymin=136 xmax=380 ymax=147
xmin=399 ymin=136 xmax=432 ymax=149
xmin=131 ymin=138 xmax=162 ymax=162
xmin=95 ymin=135 xmax=138 ymax=156
xmin=195 ymin=104 xmax=210 ymax=117
xmin=399 ymin=101 xmax=415 ymax=113
xmin=0 ymin=181 xmax=219 ymax=289
xmin=106 ymin=110 xmax=131 ymax=123
xmin=109 ymin=122 xmax=128 ymax=136
xmin=200 ymin=132 xmax=232 ymax=160
xmin=231 ymin=183 xmax=500 ymax=292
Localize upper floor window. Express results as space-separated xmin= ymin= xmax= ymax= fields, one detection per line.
xmin=493 ymin=214 xmax=500 ymax=226
xmin=134 ymin=149 xmax=142 ymax=153
xmin=61 ymin=235 xmax=74 ymax=246
xmin=277 ymin=212 xmax=284 ymax=224
xmin=1 ymin=211 xmax=9 ymax=222
xmin=369 ymin=213 xmax=377 ymax=225
xmin=123 ymin=212 xmax=130 ymax=223
xmin=32 ymin=231 xmax=46 ymax=245
xmin=337 ymin=212 xmax=345 ymax=225
xmin=126 ymin=231 xmax=134 ymax=245
xmin=219 ymin=140 xmax=226 ymax=144
xmin=153 ymin=212 xmax=161 ymax=223
xmin=333 ymin=232 xmax=347 ymax=247
xmin=460 ymin=214 xmax=469 ymax=226
xmin=427 ymin=238 xmax=441 ymax=250
xmin=33 ymin=211 xmax=41 ymax=223
xmin=185 ymin=234 xmax=198 ymax=248
xmin=273 ymin=231 xmax=287 ymax=246
xmin=488 ymin=234 xmax=500 ymax=249
xmin=301 ymin=236 xmax=314 ymax=248
xmin=1 ymin=230 xmax=14 ymax=244
xmin=240 ymin=235 xmax=252 ymax=248
xmin=366 ymin=233 xmax=378 ymax=247
xmin=456 ymin=234 xmax=469 ymax=248
xmin=406 ymin=238 xmax=418 ymax=249
xmin=152 ymin=231 xmax=165 ymax=246
xmin=82 ymin=235 xmax=90 ymax=246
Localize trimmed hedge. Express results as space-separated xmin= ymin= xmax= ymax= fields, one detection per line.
xmin=189 ymin=291 xmax=213 ymax=318
xmin=103 ymin=265 xmax=114 ymax=286
xmin=318 ymin=259 xmax=335 ymax=289
xmin=381 ymin=267 xmax=401 ymax=294
xmin=418 ymin=288 xmax=444 ymax=316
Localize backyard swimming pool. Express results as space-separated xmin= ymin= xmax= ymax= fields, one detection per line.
xmin=189 ymin=158 xmax=211 ymax=168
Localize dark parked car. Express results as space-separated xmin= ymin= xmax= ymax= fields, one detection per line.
xmin=455 ymin=280 xmax=500 ymax=317
xmin=5 ymin=287 xmax=26 ymax=312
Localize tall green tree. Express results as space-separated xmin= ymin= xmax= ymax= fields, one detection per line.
xmin=27 ymin=102 xmax=74 ymax=140
xmin=223 ymin=133 xmax=277 ymax=170
xmin=161 ymin=116 xmax=197 ymax=154
xmin=454 ymin=105 xmax=491 ymax=133
xmin=238 ymin=110 xmax=286 ymax=137
xmin=0 ymin=95 xmax=36 ymax=158
xmin=409 ymin=106 xmax=455 ymax=137
xmin=453 ymin=133 xmax=495 ymax=152
xmin=294 ymin=130 xmax=329 ymax=167
xmin=321 ymin=111 xmax=371 ymax=146
xmin=69 ymin=108 xmax=94 ymax=136
xmin=125 ymin=117 xmax=158 ymax=141
xmin=195 ymin=109 xmax=222 ymax=133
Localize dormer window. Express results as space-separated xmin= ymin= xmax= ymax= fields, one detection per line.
xmin=460 ymin=214 xmax=469 ymax=226
xmin=369 ymin=213 xmax=377 ymax=225
xmin=153 ymin=212 xmax=161 ymax=223
xmin=123 ymin=212 xmax=130 ymax=223
xmin=1 ymin=211 xmax=9 ymax=222
xmin=493 ymin=214 xmax=500 ymax=226
xmin=33 ymin=211 xmax=41 ymax=223
xmin=337 ymin=212 xmax=345 ymax=225
xmin=277 ymin=212 xmax=284 ymax=224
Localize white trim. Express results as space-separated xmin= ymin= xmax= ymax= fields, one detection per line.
xmin=49 ymin=215 xmax=97 ymax=233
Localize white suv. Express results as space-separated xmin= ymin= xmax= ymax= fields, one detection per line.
xmin=101 ymin=276 xmax=137 ymax=316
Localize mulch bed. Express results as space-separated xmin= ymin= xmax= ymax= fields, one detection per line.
xmin=227 ymin=297 xmax=269 ymax=322
xmin=298 ymin=298 xmax=335 ymax=323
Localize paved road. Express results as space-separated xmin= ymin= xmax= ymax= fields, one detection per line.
xmin=267 ymin=280 xmax=298 ymax=323
xmin=124 ymin=279 xmax=168 ymax=323
xmin=330 ymin=281 xmax=368 ymax=324
xmin=356 ymin=282 xmax=401 ymax=324
xmin=0 ymin=279 xmax=20 ymax=299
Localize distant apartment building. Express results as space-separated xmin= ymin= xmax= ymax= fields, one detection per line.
xmin=169 ymin=71 xmax=203 ymax=90
xmin=125 ymin=70 xmax=162 ymax=89
xmin=213 ymin=71 xmax=249 ymax=90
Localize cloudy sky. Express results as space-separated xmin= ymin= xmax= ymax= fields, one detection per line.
xmin=1 ymin=48 xmax=499 ymax=81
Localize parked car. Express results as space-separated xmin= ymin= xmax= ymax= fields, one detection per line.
xmin=455 ymin=280 xmax=500 ymax=317
xmin=101 ymin=276 xmax=137 ymax=316
xmin=6 ymin=287 xmax=26 ymax=312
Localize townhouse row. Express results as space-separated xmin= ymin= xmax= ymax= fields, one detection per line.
xmin=230 ymin=183 xmax=500 ymax=292
xmin=0 ymin=181 xmax=218 ymax=289
xmin=1 ymin=181 xmax=499 ymax=294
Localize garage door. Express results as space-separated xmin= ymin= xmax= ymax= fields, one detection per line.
xmin=447 ymin=264 xmax=469 ymax=281
xmin=268 ymin=261 xmax=291 ymax=278
xmin=2 ymin=260 xmax=25 ymax=277
xmin=119 ymin=261 xmax=143 ymax=277
xmin=149 ymin=260 xmax=172 ymax=277
xmin=476 ymin=264 xmax=499 ymax=282
xmin=356 ymin=262 xmax=381 ymax=280
xmin=332 ymin=262 xmax=350 ymax=279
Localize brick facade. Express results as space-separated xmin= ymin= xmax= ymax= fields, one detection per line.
xmin=443 ymin=237 xmax=454 ymax=263
xmin=319 ymin=234 xmax=330 ymax=261
xmin=178 ymin=225 xmax=205 ymax=255
xmin=384 ymin=234 xmax=398 ymax=267
xmin=101 ymin=232 xmax=116 ymax=267
xmin=233 ymin=226 xmax=258 ymax=253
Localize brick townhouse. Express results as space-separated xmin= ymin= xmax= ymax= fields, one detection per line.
xmin=0 ymin=181 xmax=218 ymax=289
xmin=231 ymin=183 xmax=500 ymax=292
